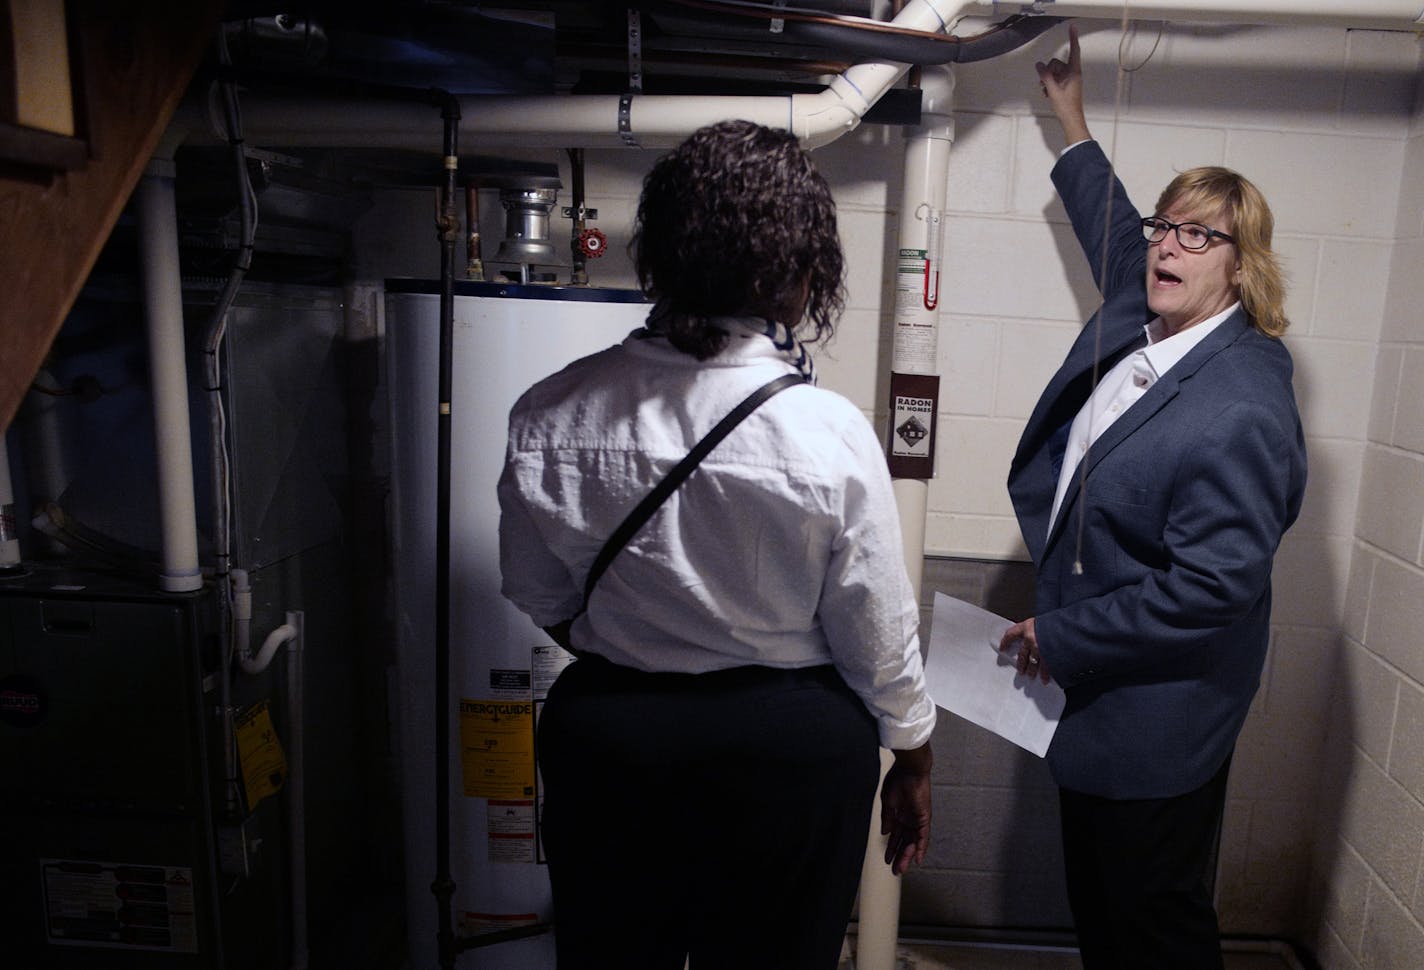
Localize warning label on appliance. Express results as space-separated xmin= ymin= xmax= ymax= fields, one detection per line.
xmin=488 ymin=800 xmax=537 ymax=863
xmin=41 ymin=859 xmax=198 ymax=953
xmin=532 ymin=644 xmax=575 ymax=699
xmin=488 ymin=668 xmax=531 ymax=698
xmin=460 ymin=699 xmax=536 ymax=799
xmin=236 ymin=699 xmax=286 ymax=809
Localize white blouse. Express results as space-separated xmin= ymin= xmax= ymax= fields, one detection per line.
xmin=498 ymin=320 xmax=936 ymax=750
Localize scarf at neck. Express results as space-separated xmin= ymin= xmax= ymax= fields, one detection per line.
xmin=642 ymin=305 xmax=817 ymax=385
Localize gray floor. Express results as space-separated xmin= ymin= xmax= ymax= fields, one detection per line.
xmin=838 ymin=938 xmax=1301 ymax=969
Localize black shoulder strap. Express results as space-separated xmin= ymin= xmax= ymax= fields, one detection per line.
xmin=580 ymin=372 xmax=805 ymax=609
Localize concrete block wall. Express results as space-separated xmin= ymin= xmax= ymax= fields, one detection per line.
xmin=1308 ymin=62 xmax=1424 ymax=970
xmin=353 ymin=17 xmax=1423 ymax=964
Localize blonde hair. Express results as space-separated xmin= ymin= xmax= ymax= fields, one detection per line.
xmin=1156 ymin=167 xmax=1289 ymax=338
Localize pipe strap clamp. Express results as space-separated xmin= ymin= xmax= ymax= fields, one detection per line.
xmin=618 ymin=94 xmax=639 ymax=147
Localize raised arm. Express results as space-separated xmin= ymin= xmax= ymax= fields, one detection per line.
xmin=1037 ymin=23 xmax=1091 ymax=146
xmin=1038 ymin=26 xmax=1146 ymax=300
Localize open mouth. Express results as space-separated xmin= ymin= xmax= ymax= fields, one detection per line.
xmin=1154 ymin=269 xmax=1182 ymax=286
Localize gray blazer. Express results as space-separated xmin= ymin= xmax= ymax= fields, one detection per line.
xmin=1007 ymin=142 xmax=1307 ymax=799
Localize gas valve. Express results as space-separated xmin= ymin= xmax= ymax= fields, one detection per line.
xmin=576 ymin=227 xmax=608 ymax=258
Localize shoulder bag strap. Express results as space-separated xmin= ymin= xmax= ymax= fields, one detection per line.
xmin=580 ymin=371 xmax=805 ymax=610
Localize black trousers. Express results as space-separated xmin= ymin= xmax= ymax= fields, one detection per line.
xmin=1058 ymin=756 xmax=1233 ymax=970
xmin=537 ymin=654 xmax=881 ymax=970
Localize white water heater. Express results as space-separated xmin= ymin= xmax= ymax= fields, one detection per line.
xmin=386 ymin=280 xmax=648 ymax=970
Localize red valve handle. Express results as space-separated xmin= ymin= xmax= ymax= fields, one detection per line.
xmin=577 ymin=227 xmax=608 ymax=258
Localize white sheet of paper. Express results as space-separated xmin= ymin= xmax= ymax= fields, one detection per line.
xmin=924 ymin=592 xmax=1066 ymax=758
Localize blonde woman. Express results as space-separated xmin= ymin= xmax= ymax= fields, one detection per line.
xmin=999 ymin=25 xmax=1307 ymax=970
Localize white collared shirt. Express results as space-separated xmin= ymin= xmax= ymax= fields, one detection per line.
xmin=1047 ymin=303 xmax=1239 ymax=539
xmin=498 ymin=320 xmax=936 ymax=750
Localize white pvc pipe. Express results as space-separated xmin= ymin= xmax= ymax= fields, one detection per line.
xmin=24 ymin=368 xmax=68 ymax=509
xmin=241 ymin=619 xmax=297 ymax=675
xmin=237 ymin=84 xmax=900 ymax=152
xmin=992 ymin=0 xmax=1424 ymax=27
xmin=0 ymin=434 xmax=20 ymax=568
xmin=231 ymin=0 xmax=965 ymax=151
xmin=856 ymin=61 xmax=956 ymax=970
xmin=225 ymin=0 xmax=1424 ymax=154
xmin=135 ymin=161 xmax=204 ymax=593
xmin=228 ymin=0 xmax=1424 ymax=156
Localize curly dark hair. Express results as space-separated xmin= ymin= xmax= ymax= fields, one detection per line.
xmin=632 ymin=120 xmax=846 ymax=359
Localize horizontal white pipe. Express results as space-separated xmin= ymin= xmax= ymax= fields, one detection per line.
xmin=985 ymin=0 xmax=1424 ymax=27
xmin=231 ymin=0 xmax=1424 ymax=153
xmin=242 ymin=94 xmax=800 ymax=150
xmin=237 ymin=71 xmax=915 ymax=151
xmin=228 ymin=0 xmax=970 ymax=151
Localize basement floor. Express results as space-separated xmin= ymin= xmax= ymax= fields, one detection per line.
xmin=838 ymin=937 xmax=1302 ymax=969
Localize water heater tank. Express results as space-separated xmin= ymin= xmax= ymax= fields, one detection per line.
xmin=385 ymin=279 xmax=648 ymax=970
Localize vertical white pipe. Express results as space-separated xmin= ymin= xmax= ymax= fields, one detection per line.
xmin=856 ymin=63 xmax=955 ymax=970
xmin=135 ymin=160 xmax=203 ymax=593
xmin=24 ymin=368 xmax=68 ymax=505
xmin=0 ymin=434 xmax=20 ymax=568
xmin=285 ymin=610 xmax=309 ymax=970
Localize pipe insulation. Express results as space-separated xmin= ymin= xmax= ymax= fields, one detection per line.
xmin=135 ymin=161 xmax=204 ymax=593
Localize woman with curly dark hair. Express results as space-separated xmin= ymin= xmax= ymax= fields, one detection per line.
xmin=499 ymin=120 xmax=935 ymax=970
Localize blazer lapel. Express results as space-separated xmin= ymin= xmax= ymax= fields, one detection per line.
xmin=1014 ymin=311 xmax=1144 ymax=473
xmin=1041 ymin=311 xmax=1251 ymax=554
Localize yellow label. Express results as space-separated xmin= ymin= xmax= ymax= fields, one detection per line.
xmin=235 ymin=700 xmax=287 ymax=809
xmin=459 ymin=699 xmax=535 ymax=799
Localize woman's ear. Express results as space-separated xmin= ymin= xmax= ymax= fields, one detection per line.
xmin=790 ymin=274 xmax=811 ymax=324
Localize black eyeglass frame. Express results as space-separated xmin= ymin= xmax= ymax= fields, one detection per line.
xmin=1141 ymin=216 xmax=1235 ymax=251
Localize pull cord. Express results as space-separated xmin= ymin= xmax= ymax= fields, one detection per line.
xmin=1071 ymin=4 xmax=1162 ymax=574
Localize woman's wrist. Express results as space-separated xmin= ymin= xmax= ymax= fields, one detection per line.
xmin=891 ymin=741 xmax=933 ymax=776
